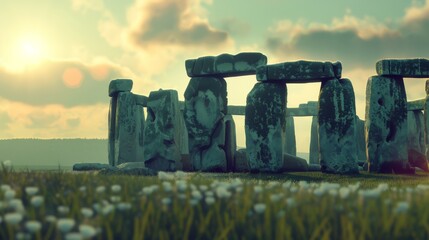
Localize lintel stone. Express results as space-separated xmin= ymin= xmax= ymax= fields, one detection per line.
xmin=376 ymin=59 xmax=429 ymax=78
xmin=109 ymin=79 xmax=133 ymax=97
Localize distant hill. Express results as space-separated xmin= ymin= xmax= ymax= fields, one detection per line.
xmin=0 ymin=139 xmax=107 ymax=169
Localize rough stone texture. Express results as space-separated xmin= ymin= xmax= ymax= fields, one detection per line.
xmin=73 ymin=163 xmax=113 ymax=171
xmin=185 ymin=52 xmax=267 ymax=78
xmin=282 ymin=154 xmax=308 ymax=172
xmin=108 ymin=79 xmax=133 ymax=97
xmin=308 ymin=164 xmax=321 ymax=171
xmin=256 ymin=61 xmax=341 ymax=82
xmin=284 ymin=116 xmax=296 ymax=156
xmin=356 ymin=117 xmax=367 ymax=162
xmin=134 ymin=94 xmax=148 ymax=106
xmin=144 ymin=90 xmax=183 ymax=171
xmin=224 ymin=115 xmax=237 ymax=171
xmin=245 ymin=82 xmax=286 ymax=172
xmin=309 ymin=116 xmax=319 ymax=164
xmin=318 ymin=78 xmax=359 ymax=174
xmin=365 ymin=76 xmax=410 ymax=173
xmin=426 ymin=80 xmax=429 ymax=162
xmin=376 ymin=59 xmax=429 ymax=78
xmin=109 ymin=92 xmax=145 ymax=166
xmin=184 ymin=77 xmax=228 ymax=172
xmin=234 ymin=148 xmax=250 ymax=172
xmin=408 ymin=110 xmax=428 ymax=171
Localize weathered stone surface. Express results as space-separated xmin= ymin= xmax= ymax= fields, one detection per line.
xmin=224 ymin=115 xmax=237 ymax=171
xmin=134 ymin=94 xmax=148 ymax=106
xmin=309 ymin=116 xmax=319 ymax=164
xmin=234 ymin=148 xmax=250 ymax=172
xmin=108 ymin=79 xmax=133 ymax=97
xmin=144 ymin=90 xmax=183 ymax=171
xmin=184 ymin=77 xmax=227 ymax=172
xmin=425 ymin=87 xmax=429 ymax=161
xmin=408 ymin=110 xmax=427 ymax=171
xmin=356 ymin=117 xmax=367 ymax=161
xmin=365 ymin=76 xmax=409 ymax=173
xmin=73 ymin=163 xmax=113 ymax=171
xmin=245 ymin=82 xmax=286 ymax=172
xmin=282 ymin=154 xmax=308 ymax=172
xmin=284 ymin=116 xmax=296 ymax=156
xmin=99 ymin=162 xmax=158 ymax=176
xmin=256 ymin=61 xmax=341 ymax=82
xmin=376 ymin=59 xmax=429 ymax=78
xmin=318 ymin=78 xmax=359 ymax=174
xmin=185 ymin=52 xmax=267 ymax=78
xmin=308 ymin=164 xmax=321 ymax=171
xmin=408 ymin=98 xmax=425 ymax=111
xmin=108 ymin=96 xmax=117 ymax=166
xmin=110 ymin=92 xmax=145 ymax=166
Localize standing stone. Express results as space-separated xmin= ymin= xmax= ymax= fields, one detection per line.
xmin=285 ymin=116 xmax=296 ymax=156
xmin=234 ymin=148 xmax=250 ymax=172
xmin=309 ymin=116 xmax=319 ymax=164
xmin=178 ymin=113 xmax=191 ymax=171
xmin=224 ymin=115 xmax=237 ymax=171
xmin=356 ymin=117 xmax=367 ymax=162
xmin=425 ymin=80 xmax=429 ymax=163
xmin=108 ymin=79 xmax=133 ymax=97
xmin=245 ymin=82 xmax=286 ymax=172
xmin=144 ymin=90 xmax=183 ymax=171
xmin=408 ymin=110 xmax=428 ymax=171
xmin=365 ymin=76 xmax=410 ymax=173
xmin=184 ymin=77 xmax=228 ymax=172
xmin=318 ymin=78 xmax=359 ymax=174
xmin=112 ymin=92 xmax=145 ymax=166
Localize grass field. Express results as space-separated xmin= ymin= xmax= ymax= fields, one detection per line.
xmin=1 ymin=166 xmax=429 ymax=240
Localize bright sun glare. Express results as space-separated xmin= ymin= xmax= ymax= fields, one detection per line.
xmin=18 ymin=35 xmax=45 ymax=62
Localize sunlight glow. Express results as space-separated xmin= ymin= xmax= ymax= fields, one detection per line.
xmin=18 ymin=35 xmax=46 ymax=63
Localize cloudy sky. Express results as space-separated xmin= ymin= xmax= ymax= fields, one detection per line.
xmin=0 ymin=0 xmax=428 ymax=152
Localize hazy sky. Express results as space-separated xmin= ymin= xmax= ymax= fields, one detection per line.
xmin=0 ymin=0 xmax=428 ymax=152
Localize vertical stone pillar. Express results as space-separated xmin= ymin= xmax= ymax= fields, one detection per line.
xmin=425 ymin=80 xmax=429 ymax=163
xmin=184 ymin=77 xmax=228 ymax=172
xmin=224 ymin=115 xmax=237 ymax=171
xmin=356 ymin=117 xmax=367 ymax=162
xmin=285 ymin=116 xmax=296 ymax=156
xmin=365 ymin=76 xmax=409 ymax=173
xmin=245 ymin=82 xmax=286 ymax=172
xmin=408 ymin=110 xmax=427 ymax=171
xmin=309 ymin=116 xmax=319 ymax=164
xmin=318 ymin=78 xmax=359 ymax=174
xmin=144 ymin=90 xmax=182 ymax=171
xmin=108 ymin=79 xmax=145 ymax=166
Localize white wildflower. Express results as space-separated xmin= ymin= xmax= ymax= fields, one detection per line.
xmin=270 ymin=194 xmax=282 ymax=202
xmin=298 ymin=181 xmax=309 ymax=189
xmin=329 ymin=189 xmax=338 ymax=196
xmin=358 ymin=189 xmax=381 ymax=199
xmin=111 ymin=185 xmax=121 ymax=193
xmin=286 ymin=197 xmax=296 ymax=207
xmin=205 ymin=196 xmax=215 ymax=205
xmin=81 ymin=208 xmax=94 ymax=218
xmin=30 ymin=196 xmax=44 ymax=207
xmin=313 ymin=188 xmax=324 ymax=197
xmin=254 ymin=185 xmax=263 ymax=194
xmin=162 ymin=197 xmax=172 ymax=205
xmin=158 ymin=171 xmax=174 ymax=180
xmin=175 ymin=170 xmax=187 ymax=179
xmin=142 ymin=185 xmax=158 ymax=195
xmin=417 ymin=184 xmax=429 ymax=191
xmin=57 ymin=218 xmax=75 ymax=233
xmin=253 ymin=203 xmax=266 ymax=214
xmin=4 ymin=189 xmax=16 ymax=200
xmin=267 ymin=181 xmax=280 ymax=189
xmin=394 ymin=201 xmax=410 ymax=214
xmin=102 ymin=204 xmax=115 ymax=215
xmin=205 ymin=191 xmax=214 ymax=197
xmin=15 ymin=232 xmax=30 ymax=240
xmin=25 ymin=187 xmax=39 ymax=196
xmin=58 ymin=206 xmax=70 ymax=215
xmin=216 ymin=186 xmax=231 ymax=199
xmin=191 ymin=190 xmax=203 ymax=200
xmin=176 ymin=180 xmax=187 ymax=192
xmin=117 ymin=202 xmax=132 ymax=211
xmin=96 ymin=186 xmax=106 ymax=194
xmin=282 ymin=181 xmax=292 ymax=189
xmin=2 ymin=159 xmax=12 ymax=168
xmin=25 ymin=220 xmax=42 ymax=233
xmin=290 ymin=186 xmax=298 ymax=193
xmin=377 ymin=183 xmax=389 ymax=192
xmin=65 ymin=232 xmax=83 ymax=240
xmin=79 ymin=224 xmax=97 ymax=238
xmin=79 ymin=186 xmax=86 ymax=193
xmin=110 ymin=196 xmax=121 ymax=203
xmin=162 ymin=181 xmax=173 ymax=192
xmin=348 ymin=182 xmax=361 ymax=192
xmin=5 ymin=212 xmax=23 ymax=225
xmin=1 ymin=184 xmax=11 ymax=192
xmin=45 ymin=215 xmax=57 ymax=223
xmin=199 ymin=185 xmax=208 ymax=191
xmin=9 ymin=199 xmax=25 ymax=213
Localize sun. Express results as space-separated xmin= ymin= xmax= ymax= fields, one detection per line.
xmin=18 ymin=35 xmax=46 ymax=62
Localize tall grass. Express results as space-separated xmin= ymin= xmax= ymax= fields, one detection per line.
xmin=1 ymin=169 xmax=429 ymax=239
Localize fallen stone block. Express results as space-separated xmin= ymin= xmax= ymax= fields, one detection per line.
xmin=319 ymin=78 xmax=359 ymax=174
xmin=73 ymin=163 xmax=113 ymax=171
xmin=185 ymin=52 xmax=267 ymax=78
xmin=282 ymin=154 xmax=309 ymax=172
xmin=366 ymin=76 xmax=408 ymax=173
xmin=98 ymin=162 xmax=158 ymax=176
xmin=108 ymin=79 xmax=133 ymax=97
xmin=376 ymin=59 xmax=429 ymax=78
xmin=256 ymin=60 xmax=341 ymax=82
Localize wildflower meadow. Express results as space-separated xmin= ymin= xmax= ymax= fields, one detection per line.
xmin=1 ymin=164 xmax=429 ymax=239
